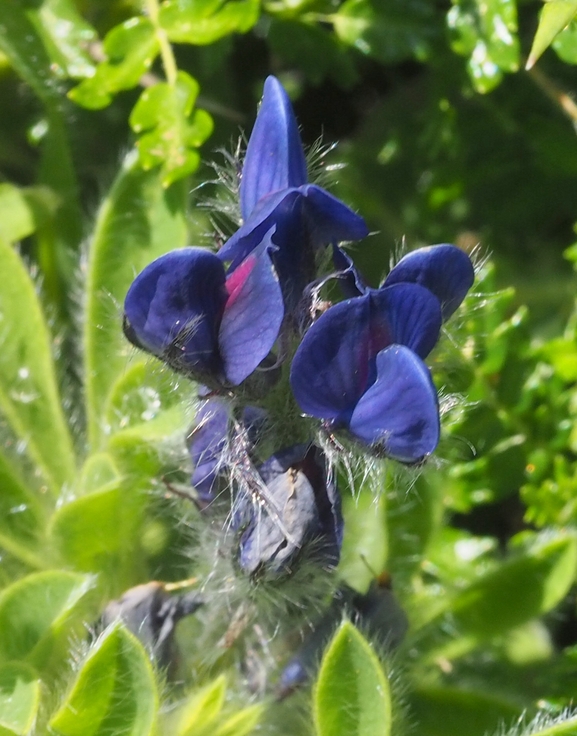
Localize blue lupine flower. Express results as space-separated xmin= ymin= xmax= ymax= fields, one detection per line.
xmin=188 ymin=397 xmax=266 ymax=507
xmin=234 ymin=444 xmax=343 ymax=579
xmin=291 ymin=245 xmax=474 ymax=462
xmin=123 ymin=231 xmax=284 ymax=388
xmin=217 ymin=76 xmax=369 ymax=309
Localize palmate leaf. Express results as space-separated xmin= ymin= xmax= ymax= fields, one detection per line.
xmin=0 ymin=238 xmax=76 ymax=493
xmin=313 ymin=621 xmax=391 ymax=736
xmin=159 ymin=0 xmax=260 ymax=45
xmin=49 ymin=625 xmax=158 ymax=736
xmin=130 ymin=71 xmax=213 ymax=186
xmin=83 ymin=153 xmax=188 ymax=448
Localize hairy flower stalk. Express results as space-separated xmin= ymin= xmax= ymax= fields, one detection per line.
xmin=123 ymin=76 xmax=474 ymax=602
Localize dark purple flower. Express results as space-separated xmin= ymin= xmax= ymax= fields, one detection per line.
xmin=123 ymin=233 xmax=284 ymax=388
xmin=234 ymin=444 xmax=342 ymax=579
xmin=188 ymin=398 xmax=267 ymax=507
xmin=290 ymin=282 xmax=443 ymax=463
xmin=218 ymin=76 xmax=368 ymax=309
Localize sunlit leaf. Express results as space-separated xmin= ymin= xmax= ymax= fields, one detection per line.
xmin=0 ymin=571 xmax=94 ymax=668
xmin=83 ymin=152 xmax=188 ymax=447
xmin=69 ymin=18 xmax=159 ymax=109
xmin=49 ymin=625 xmax=158 ymax=736
xmin=526 ymin=0 xmax=577 ymax=68
xmin=0 ymin=238 xmax=76 ymax=492
xmin=160 ymin=0 xmax=260 ymax=45
xmin=448 ymin=0 xmax=520 ymax=93
xmin=130 ymin=71 xmax=213 ymax=186
xmin=24 ymin=0 xmax=97 ymax=80
xmin=313 ymin=621 xmax=391 ymax=736
xmin=0 ymin=663 xmax=40 ymax=736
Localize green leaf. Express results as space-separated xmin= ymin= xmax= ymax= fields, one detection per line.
xmin=49 ymin=625 xmax=158 ymax=736
xmin=552 ymin=16 xmax=577 ymax=63
xmin=68 ymin=18 xmax=159 ymax=110
xmin=109 ymin=405 xmax=191 ymax=479
xmin=333 ymin=0 xmax=435 ymax=64
xmin=419 ymin=532 xmax=577 ymax=658
xmin=130 ymin=71 xmax=213 ymax=186
xmin=0 ymin=0 xmax=61 ymax=104
xmin=159 ymin=0 xmax=260 ymax=45
xmin=0 ymin=184 xmax=59 ymax=244
xmin=212 ymin=705 xmax=263 ymax=736
xmin=408 ymin=686 xmax=521 ymax=736
xmin=78 ymin=453 xmax=120 ymax=494
xmin=0 ymin=238 xmax=76 ymax=492
xmin=338 ymin=489 xmax=387 ymax=594
xmin=176 ymin=676 xmax=226 ymax=735
xmin=0 ymin=451 xmax=46 ymax=569
xmin=50 ymin=484 xmax=147 ymax=587
xmin=520 ymin=711 xmax=577 ymax=736
xmin=105 ymin=359 xmax=191 ymax=435
xmin=0 ymin=663 xmax=40 ymax=736
xmin=24 ymin=0 xmax=97 ymax=80
xmin=313 ymin=621 xmax=391 ymax=736
xmin=83 ymin=153 xmax=188 ymax=448
xmin=447 ymin=0 xmax=520 ymax=93
xmin=0 ymin=571 xmax=94 ymax=667
xmin=526 ymin=0 xmax=577 ymax=68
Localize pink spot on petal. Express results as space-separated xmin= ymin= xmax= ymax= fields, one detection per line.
xmin=225 ymin=255 xmax=256 ymax=309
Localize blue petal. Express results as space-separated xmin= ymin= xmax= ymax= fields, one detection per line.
xmin=332 ymin=244 xmax=368 ymax=298
xmin=290 ymin=284 xmax=441 ymax=420
xmin=291 ymin=295 xmax=379 ymax=421
xmin=240 ymin=76 xmax=307 ymax=221
xmin=373 ymin=283 xmax=442 ymax=359
xmin=218 ymin=189 xmax=301 ymax=270
xmin=219 ymin=186 xmax=368 ymax=310
xmin=123 ymin=248 xmax=227 ymax=377
xmin=384 ymin=244 xmax=474 ymax=320
xmin=300 ymin=185 xmax=369 ymax=247
xmin=219 ymin=232 xmax=284 ymax=385
xmin=189 ymin=398 xmax=230 ymax=506
xmin=349 ymin=345 xmax=439 ymax=462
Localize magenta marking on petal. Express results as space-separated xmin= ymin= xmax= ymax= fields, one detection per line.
xmin=225 ymin=254 xmax=257 ymax=309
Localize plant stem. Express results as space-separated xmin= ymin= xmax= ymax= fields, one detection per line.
xmin=146 ymin=0 xmax=178 ymax=86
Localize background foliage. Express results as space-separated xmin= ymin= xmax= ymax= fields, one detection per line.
xmin=1 ymin=0 xmax=577 ymax=734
